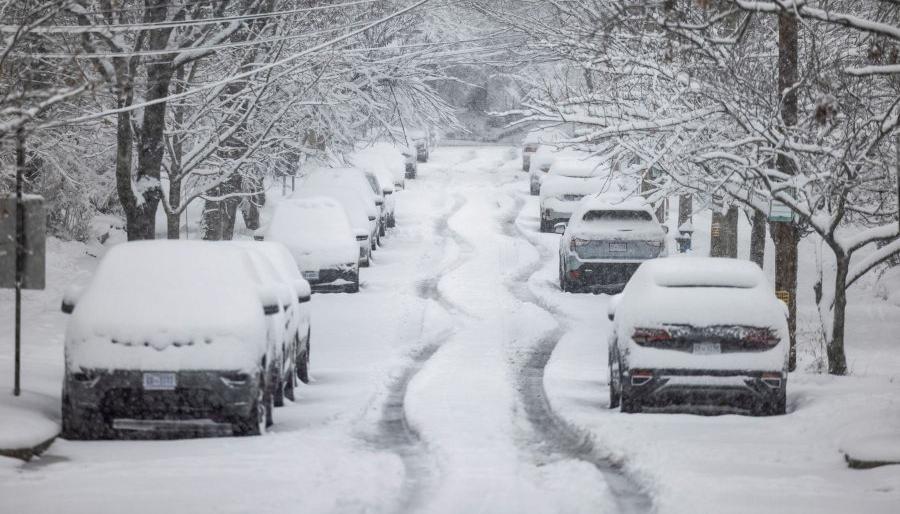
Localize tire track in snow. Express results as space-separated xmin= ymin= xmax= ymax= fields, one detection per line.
xmin=500 ymin=188 xmax=653 ymax=514
xmin=362 ymin=176 xmax=472 ymax=513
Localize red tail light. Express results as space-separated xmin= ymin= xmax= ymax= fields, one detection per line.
xmin=632 ymin=327 xmax=672 ymax=345
xmin=743 ymin=328 xmax=779 ymax=348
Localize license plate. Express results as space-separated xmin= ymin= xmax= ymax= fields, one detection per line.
xmin=693 ymin=343 xmax=721 ymax=355
xmin=143 ymin=372 xmax=176 ymax=390
xmin=303 ymin=270 xmax=319 ymax=280
xmin=609 ymin=242 xmax=627 ymax=252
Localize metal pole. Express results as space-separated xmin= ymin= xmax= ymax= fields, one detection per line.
xmin=14 ymin=128 xmax=25 ymax=396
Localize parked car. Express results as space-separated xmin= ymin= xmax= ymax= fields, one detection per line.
xmin=372 ymin=167 xmax=397 ymax=228
xmin=361 ymin=169 xmax=387 ymax=237
xmin=558 ymin=195 xmax=667 ymax=293
xmin=302 ymin=167 xmax=384 ymax=246
xmin=230 ymin=241 xmax=312 ymax=386
xmin=60 ymin=241 xmax=281 ymax=439
xmin=529 ymin=145 xmax=558 ymax=195
xmin=350 ymin=142 xmax=406 ymax=190
xmin=538 ymin=154 xmax=608 ymax=232
xmin=409 ymin=130 xmax=429 ymax=162
xmin=402 ymin=143 xmax=418 ymax=179
xmin=521 ymin=132 xmax=541 ymax=172
xmin=293 ymin=186 xmax=376 ymax=267
xmin=264 ymin=197 xmax=361 ymax=293
xmin=606 ymin=257 xmax=789 ymax=415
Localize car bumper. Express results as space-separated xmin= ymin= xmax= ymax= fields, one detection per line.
xmin=307 ymin=267 xmax=358 ymax=292
xmin=562 ymin=260 xmax=643 ymax=292
xmin=623 ymin=368 xmax=786 ymax=412
xmin=65 ymin=369 xmax=259 ymax=429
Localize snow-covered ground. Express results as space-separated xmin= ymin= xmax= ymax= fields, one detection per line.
xmin=2 ymin=145 xmax=899 ymax=513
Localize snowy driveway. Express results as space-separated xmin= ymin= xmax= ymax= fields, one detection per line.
xmin=2 ymin=145 xmax=899 ymax=514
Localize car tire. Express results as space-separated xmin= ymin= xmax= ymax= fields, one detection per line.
xmin=530 ymin=183 xmax=539 ymax=196
xmin=298 ymin=331 xmax=311 ymax=384
xmin=539 ymin=218 xmax=549 ymax=233
xmin=272 ymin=359 xmax=284 ymax=408
xmin=361 ymin=251 xmax=370 ymax=268
xmin=233 ymin=377 xmax=267 ymax=437
xmin=61 ymin=393 xmax=108 ymax=440
xmin=379 ymin=222 xmax=386 ymax=237
xmin=608 ymin=358 xmax=621 ymax=409
xmin=756 ymin=387 xmax=787 ymax=416
xmin=387 ymin=214 xmax=396 ymax=228
xmin=284 ymin=341 xmax=297 ymax=402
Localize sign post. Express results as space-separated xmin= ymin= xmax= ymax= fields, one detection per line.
xmin=1 ymin=130 xmax=46 ymax=396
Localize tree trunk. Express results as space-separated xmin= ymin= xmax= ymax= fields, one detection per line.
xmin=775 ymin=11 xmax=800 ymax=371
xmin=166 ymin=175 xmax=181 ymax=239
xmin=115 ymin=108 xmax=139 ymax=237
xmin=201 ymin=173 xmax=243 ymax=241
xmin=750 ymin=208 xmax=767 ymax=267
xmin=710 ymin=205 xmax=737 ymax=258
xmin=723 ymin=205 xmax=738 ymax=258
xmin=677 ymin=194 xmax=692 ymax=230
xmin=710 ymin=209 xmax=726 ymax=257
xmin=828 ymin=255 xmax=849 ymax=375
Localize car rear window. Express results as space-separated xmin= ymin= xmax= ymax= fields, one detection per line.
xmin=583 ymin=210 xmax=652 ymax=222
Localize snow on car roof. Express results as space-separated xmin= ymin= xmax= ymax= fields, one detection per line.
xmin=577 ymin=194 xmax=653 ymax=213
xmin=645 ymin=257 xmax=764 ymax=289
xmin=549 ymin=155 xmax=606 ymax=178
xmin=266 ymin=198 xmax=359 ymax=267
xmin=293 ymin=185 xmax=372 ymax=230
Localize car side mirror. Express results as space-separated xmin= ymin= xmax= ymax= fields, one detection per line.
xmin=61 ymin=285 xmax=84 ymax=314
xmin=553 ymin=222 xmax=567 ymax=235
xmin=607 ymin=293 xmax=623 ymax=322
xmin=295 ymin=279 xmax=311 ymax=303
xmin=383 ymin=189 xmax=392 ymax=195
xmin=252 ymin=227 xmax=265 ymax=242
xmin=259 ymin=286 xmax=281 ymax=315
xmin=354 ymin=228 xmax=369 ymax=242
xmin=661 ymin=225 xmax=669 ymax=234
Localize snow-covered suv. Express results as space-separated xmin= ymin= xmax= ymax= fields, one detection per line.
xmin=60 ymin=241 xmax=283 ymax=439
xmin=607 ymin=258 xmax=790 ymax=415
xmin=538 ymin=154 xmax=608 ymax=232
xmin=558 ymin=195 xmax=667 ymax=293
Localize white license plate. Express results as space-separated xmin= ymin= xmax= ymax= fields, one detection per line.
xmin=693 ymin=343 xmax=721 ymax=355
xmin=143 ymin=372 xmax=176 ymax=390
xmin=609 ymin=242 xmax=627 ymax=252
xmin=303 ymin=270 xmax=319 ymax=280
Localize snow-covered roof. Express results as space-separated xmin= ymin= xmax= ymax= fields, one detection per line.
xmin=293 ymin=185 xmax=372 ymax=233
xmin=549 ymin=154 xmax=606 ymax=178
xmin=645 ymin=257 xmax=764 ymax=289
xmin=266 ymin=197 xmax=358 ymax=267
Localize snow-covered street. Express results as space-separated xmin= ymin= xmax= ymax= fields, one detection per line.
xmin=2 ymin=145 xmax=900 ymax=514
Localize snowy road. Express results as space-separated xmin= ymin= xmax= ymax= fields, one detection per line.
xmin=2 ymin=145 xmax=899 ymax=514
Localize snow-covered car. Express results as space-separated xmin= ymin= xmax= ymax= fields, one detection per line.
xmin=529 ymin=145 xmax=558 ymax=195
xmin=361 ymin=169 xmax=388 ymax=237
xmin=558 ymin=195 xmax=667 ymax=293
xmin=607 ymin=258 xmax=790 ymax=415
xmin=372 ymin=167 xmax=397 ymax=228
xmin=293 ymin=186 xmax=376 ymax=267
xmin=264 ymin=197 xmax=361 ymax=293
xmin=538 ymin=154 xmax=609 ymax=232
xmin=522 ymin=132 xmax=541 ymax=172
xmin=302 ymin=167 xmax=384 ymax=246
xmin=408 ymin=130 xmax=429 ymax=162
xmin=402 ymin=143 xmax=418 ymax=179
xmin=229 ymin=241 xmax=313 ymax=394
xmin=350 ymin=142 xmax=406 ymax=190
xmin=60 ymin=241 xmax=281 ymax=439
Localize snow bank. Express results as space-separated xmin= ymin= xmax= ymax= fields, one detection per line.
xmin=0 ymin=391 xmax=58 ymax=457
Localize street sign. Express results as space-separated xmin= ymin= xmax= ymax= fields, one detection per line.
xmin=769 ymin=199 xmax=794 ymax=223
xmin=0 ymin=194 xmax=45 ymax=290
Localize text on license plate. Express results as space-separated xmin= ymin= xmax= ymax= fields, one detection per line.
xmin=303 ymin=270 xmax=319 ymax=280
xmin=609 ymin=242 xmax=627 ymax=252
xmin=143 ymin=372 xmax=177 ymax=390
xmin=693 ymin=343 xmax=721 ymax=355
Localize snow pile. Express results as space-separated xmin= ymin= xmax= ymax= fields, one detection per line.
xmin=65 ymin=241 xmax=269 ymax=371
xmin=0 ymin=391 xmax=59 ymax=455
xmin=842 ymin=434 xmax=900 ymax=467
xmin=265 ymin=197 xmax=358 ymax=268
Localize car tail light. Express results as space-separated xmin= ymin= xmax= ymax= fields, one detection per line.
xmin=569 ymin=237 xmax=589 ymax=251
xmin=631 ymin=327 xmax=672 ymax=346
xmin=743 ymin=328 xmax=779 ymax=348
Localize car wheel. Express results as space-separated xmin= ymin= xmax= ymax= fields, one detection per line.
xmin=608 ymin=357 xmax=621 ymax=409
xmin=756 ymin=387 xmax=787 ymax=416
xmin=379 ymin=222 xmax=386 ymax=237
xmin=387 ymin=214 xmax=395 ymax=228
xmin=272 ymin=359 xmax=284 ymax=408
xmin=284 ymin=342 xmax=297 ymax=402
xmin=530 ymin=183 xmax=539 ymax=196
xmin=539 ymin=218 xmax=548 ymax=233
xmin=61 ymin=393 xmax=108 ymax=440
xmin=297 ymin=331 xmax=311 ymax=384
xmin=361 ymin=251 xmax=370 ymax=268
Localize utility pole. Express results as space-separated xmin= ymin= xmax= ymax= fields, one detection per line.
xmin=773 ymin=12 xmax=800 ymax=371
